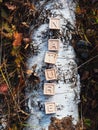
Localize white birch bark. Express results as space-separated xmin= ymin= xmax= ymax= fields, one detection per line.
xmin=25 ymin=0 xmax=80 ymax=130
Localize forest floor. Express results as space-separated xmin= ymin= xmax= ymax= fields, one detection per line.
xmin=74 ymin=0 xmax=98 ymax=130
xmin=0 ymin=0 xmax=98 ymax=130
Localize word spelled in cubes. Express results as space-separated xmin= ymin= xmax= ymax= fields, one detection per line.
xmin=44 ymin=52 xmax=57 ymax=64
xmin=45 ymin=68 xmax=57 ymax=81
xmin=44 ymin=83 xmax=55 ymax=95
xmin=48 ymin=39 xmax=60 ymax=51
xmin=45 ymin=102 xmax=56 ymax=114
xmin=49 ymin=18 xmax=60 ymax=30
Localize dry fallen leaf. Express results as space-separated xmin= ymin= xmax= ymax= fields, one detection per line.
xmin=5 ymin=3 xmax=16 ymax=10
xmin=26 ymin=69 xmax=33 ymax=75
xmin=0 ymin=84 xmax=8 ymax=94
xmin=81 ymin=71 xmax=89 ymax=80
xmin=13 ymin=32 xmax=22 ymax=46
xmin=23 ymin=38 xmax=31 ymax=43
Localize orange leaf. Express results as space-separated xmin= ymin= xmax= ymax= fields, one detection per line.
xmin=13 ymin=32 xmax=22 ymax=46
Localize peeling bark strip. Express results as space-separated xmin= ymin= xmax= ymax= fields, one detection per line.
xmin=26 ymin=0 xmax=80 ymax=130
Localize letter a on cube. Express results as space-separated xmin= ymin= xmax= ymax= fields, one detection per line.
xmin=48 ymin=39 xmax=60 ymax=51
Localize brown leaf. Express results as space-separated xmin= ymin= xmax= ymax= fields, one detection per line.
xmin=8 ymin=128 xmax=12 ymax=130
xmin=0 ymin=83 xmax=8 ymax=94
xmin=5 ymin=3 xmax=16 ymax=10
xmin=91 ymin=100 xmax=97 ymax=109
xmin=23 ymin=38 xmax=31 ymax=43
xmin=26 ymin=69 xmax=33 ymax=75
xmin=76 ymin=6 xmax=86 ymax=15
xmin=25 ymin=3 xmax=36 ymax=11
xmin=81 ymin=71 xmax=89 ymax=80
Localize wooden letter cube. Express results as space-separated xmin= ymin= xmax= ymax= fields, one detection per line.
xmin=45 ymin=68 xmax=57 ymax=81
xmin=44 ymin=83 xmax=55 ymax=95
xmin=48 ymin=39 xmax=60 ymax=51
xmin=45 ymin=102 xmax=56 ymax=114
xmin=49 ymin=18 xmax=60 ymax=30
xmin=44 ymin=52 xmax=57 ymax=64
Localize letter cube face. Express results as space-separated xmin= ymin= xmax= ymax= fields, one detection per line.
xmin=44 ymin=52 xmax=57 ymax=64
xmin=45 ymin=69 xmax=57 ymax=81
xmin=48 ymin=39 xmax=60 ymax=51
xmin=45 ymin=102 xmax=56 ymax=114
xmin=49 ymin=18 xmax=60 ymax=30
xmin=44 ymin=83 xmax=55 ymax=95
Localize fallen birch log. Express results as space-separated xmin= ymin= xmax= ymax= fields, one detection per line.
xmin=25 ymin=0 xmax=80 ymax=130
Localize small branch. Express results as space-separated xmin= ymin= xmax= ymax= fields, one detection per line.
xmin=74 ymin=55 xmax=98 ymax=70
